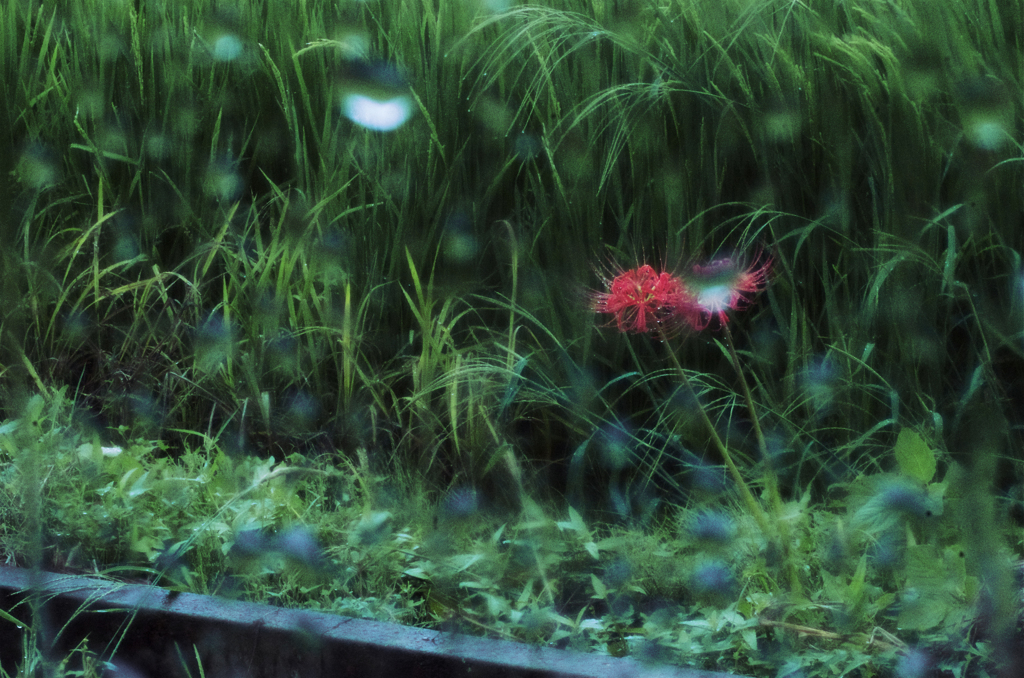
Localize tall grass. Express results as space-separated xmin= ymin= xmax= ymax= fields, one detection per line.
xmin=1 ymin=0 xmax=1023 ymax=675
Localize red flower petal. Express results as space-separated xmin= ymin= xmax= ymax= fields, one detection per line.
xmin=593 ymin=265 xmax=701 ymax=335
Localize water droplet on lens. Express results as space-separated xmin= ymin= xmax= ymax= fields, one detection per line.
xmin=337 ymin=61 xmax=414 ymax=131
xmin=342 ymin=93 xmax=412 ymax=131
xmin=212 ymin=34 xmax=243 ymax=61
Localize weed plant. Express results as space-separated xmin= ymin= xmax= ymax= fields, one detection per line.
xmin=1 ymin=0 xmax=1023 ymax=676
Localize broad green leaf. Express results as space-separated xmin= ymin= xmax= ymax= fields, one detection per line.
xmin=516 ymin=579 xmax=535 ymax=607
xmin=894 ymin=429 xmax=936 ymax=484
xmin=484 ymin=593 xmax=507 ymax=617
xmin=590 ymin=573 xmax=607 ymax=599
xmin=898 ymin=544 xmax=968 ymax=631
xmin=77 ymin=442 xmax=102 ymax=465
xmin=448 ymin=553 xmax=482 ymax=573
xmin=568 ymin=506 xmax=587 ymax=533
xmin=403 ymin=567 xmax=429 ymax=580
xmin=127 ymin=470 xmax=152 ymax=498
xmin=848 ymin=553 xmax=868 ymax=607
xmin=898 ymin=591 xmax=947 ymax=631
xmin=741 ymin=627 xmax=758 ymax=651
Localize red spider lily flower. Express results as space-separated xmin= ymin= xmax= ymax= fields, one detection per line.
xmin=593 ymin=264 xmax=702 ymax=335
xmin=684 ymin=254 xmax=771 ymax=329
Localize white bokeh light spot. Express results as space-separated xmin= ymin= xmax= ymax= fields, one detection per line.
xmin=342 ymin=94 xmax=412 ymax=131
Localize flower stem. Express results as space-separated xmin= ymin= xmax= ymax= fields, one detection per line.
xmin=658 ymin=329 xmax=770 ymax=534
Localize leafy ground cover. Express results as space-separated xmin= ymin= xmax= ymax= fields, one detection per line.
xmin=1 ymin=0 xmax=1023 ymax=676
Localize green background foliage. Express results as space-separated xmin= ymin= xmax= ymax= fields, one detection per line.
xmin=1 ymin=0 xmax=1022 ymax=676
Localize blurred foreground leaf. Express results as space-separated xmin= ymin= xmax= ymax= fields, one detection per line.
xmin=894 ymin=429 xmax=936 ymax=485
xmin=897 ymin=544 xmax=971 ymax=632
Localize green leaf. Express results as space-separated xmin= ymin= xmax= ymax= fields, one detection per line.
xmin=894 ymin=429 xmax=936 ymax=484
xmin=0 ymin=608 xmax=26 ymax=629
xmin=448 ymin=553 xmax=483 ymax=573
xmin=590 ymin=573 xmax=608 ymax=599
xmin=847 ymin=553 xmax=868 ymax=608
xmin=458 ymin=581 xmax=487 ymax=589
xmin=568 ymin=506 xmax=587 ymax=533
xmin=898 ymin=544 xmax=968 ymax=631
xmin=77 ymin=442 xmax=102 ymax=465
xmin=898 ymin=590 xmax=948 ymax=631
xmin=740 ymin=627 xmax=758 ymax=651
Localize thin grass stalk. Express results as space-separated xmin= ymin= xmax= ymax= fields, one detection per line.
xmin=342 ymin=281 xmax=355 ymax=408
